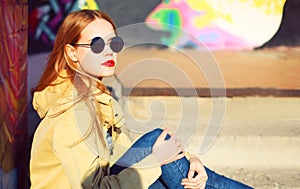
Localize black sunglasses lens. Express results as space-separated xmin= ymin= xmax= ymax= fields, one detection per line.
xmin=110 ymin=37 xmax=124 ymax=53
xmin=91 ymin=37 xmax=105 ymax=53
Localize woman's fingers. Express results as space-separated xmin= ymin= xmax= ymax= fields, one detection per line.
xmin=181 ymin=176 xmax=206 ymax=189
xmin=154 ymin=128 xmax=170 ymax=145
xmin=182 ymin=175 xmax=207 ymax=188
xmin=181 ymin=154 xmax=208 ymax=188
xmin=153 ymin=129 xmax=184 ymax=165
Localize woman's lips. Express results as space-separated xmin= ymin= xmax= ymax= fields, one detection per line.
xmin=101 ymin=60 xmax=115 ymax=67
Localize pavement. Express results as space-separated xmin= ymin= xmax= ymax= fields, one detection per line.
xmin=28 ymin=47 xmax=300 ymax=188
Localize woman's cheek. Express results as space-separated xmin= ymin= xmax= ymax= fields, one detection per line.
xmin=79 ymin=51 xmax=106 ymax=77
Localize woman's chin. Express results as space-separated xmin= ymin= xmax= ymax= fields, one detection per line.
xmin=97 ymin=71 xmax=115 ymax=78
xmin=84 ymin=68 xmax=115 ymax=79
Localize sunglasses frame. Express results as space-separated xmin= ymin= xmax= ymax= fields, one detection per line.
xmin=71 ymin=36 xmax=124 ymax=54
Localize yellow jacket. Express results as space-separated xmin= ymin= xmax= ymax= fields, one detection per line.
xmin=30 ymin=78 xmax=161 ymax=189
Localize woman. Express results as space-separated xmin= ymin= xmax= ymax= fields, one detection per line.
xmin=30 ymin=9 xmax=252 ymax=189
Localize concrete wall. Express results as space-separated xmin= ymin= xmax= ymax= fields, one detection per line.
xmin=0 ymin=1 xmax=28 ymax=188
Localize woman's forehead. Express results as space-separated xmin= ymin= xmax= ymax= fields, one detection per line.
xmin=80 ymin=18 xmax=115 ymax=41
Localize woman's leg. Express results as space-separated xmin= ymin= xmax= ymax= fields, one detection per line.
xmin=110 ymin=128 xmax=163 ymax=174
xmin=155 ymin=153 xmax=190 ymax=189
xmin=204 ymin=167 xmax=253 ymax=189
xmin=110 ymin=128 xmax=188 ymax=189
xmin=110 ymin=128 xmax=253 ymax=189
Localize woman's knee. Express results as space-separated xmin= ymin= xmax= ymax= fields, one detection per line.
xmin=151 ymin=128 xmax=163 ymax=136
xmin=135 ymin=128 xmax=170 ymax=147
xmin=142 ymin=128 xmax=163 ymax=143
xmin=149 ymin=128 xmax=171 ymax=140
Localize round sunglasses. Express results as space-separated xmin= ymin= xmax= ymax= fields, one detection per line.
xmin=71 ymin=36 xmax=124 ymax=54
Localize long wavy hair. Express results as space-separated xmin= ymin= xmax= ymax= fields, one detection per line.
xmin=32 ymin=9 xmax=118 ymax=149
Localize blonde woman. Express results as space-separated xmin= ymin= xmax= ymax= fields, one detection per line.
xmin=30 ymin=9 xmax=252 ymax=189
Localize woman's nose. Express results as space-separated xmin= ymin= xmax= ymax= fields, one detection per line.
xmin=102 ymin=44 xmax=113 ymax=57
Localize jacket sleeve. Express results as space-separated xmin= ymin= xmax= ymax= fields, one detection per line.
xmin=82 ymin=132 xmax=162 ymax=189
xmin=82 ymin=154 xmax=162 ymax=189
xmin=52 ymin=118 xmax=162 ymax=189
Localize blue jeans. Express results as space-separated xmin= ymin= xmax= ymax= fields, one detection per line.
xmin=110 ymin=128 xmax=253 ymax=189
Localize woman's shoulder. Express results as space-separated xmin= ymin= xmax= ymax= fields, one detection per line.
xmin=34 ymin=102 xmax=92 ymax=145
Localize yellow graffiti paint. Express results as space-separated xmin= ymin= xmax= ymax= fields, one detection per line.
xmin=187 ymin=0 xmax=233 ymax=28
xmin=240 ymin=0 xmax=286 ymax=15
xmin=80 ymin=0 xmax=99 ymax=10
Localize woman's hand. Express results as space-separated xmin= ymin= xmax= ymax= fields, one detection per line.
xmin=181 ymin=154 xmax=208 ymax=189
xmin=152 ymin=128 xmax=184 ymax=165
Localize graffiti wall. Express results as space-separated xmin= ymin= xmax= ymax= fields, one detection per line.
xmin=28 ymin=0 xmax=99 ymax=54
xmin=146 ymin=0 xmax=286 ymax=50
xmin=28 ymin=0 xmax=299 ymax=53
xmin=0 ymin=1 xmax=28 ymax=188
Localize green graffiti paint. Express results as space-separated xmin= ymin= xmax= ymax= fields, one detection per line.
xmin=152 ymin=9 xmax=182 ymax=45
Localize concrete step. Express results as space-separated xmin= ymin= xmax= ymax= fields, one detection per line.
xmin=117 ymin=96 xmax=300 ymax=188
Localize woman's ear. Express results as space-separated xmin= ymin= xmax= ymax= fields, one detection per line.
xmin=65 ymin=44 xmax=78 ymax=62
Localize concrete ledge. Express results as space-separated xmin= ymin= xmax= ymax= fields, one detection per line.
xmin=119 ymin=96 xmax=300 ymax=188
xmin=112 ymin=93 xmax=300 ymax=188
xmin=122 ymin=87 xmax=300 ymax=97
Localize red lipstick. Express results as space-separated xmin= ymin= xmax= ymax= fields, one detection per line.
xmin=101 ymin=60 xmax=115 ymax=67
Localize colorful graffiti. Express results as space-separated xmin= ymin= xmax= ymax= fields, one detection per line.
xmin=28 ymin=0 xmax=295 ymax=52
xmin=146 ymin=0 xmax=286 ymax=50
xmin=28 ymin=0 xmax=99 ymax=53
xmin=0 ymin=1 xmax=28 ymax=188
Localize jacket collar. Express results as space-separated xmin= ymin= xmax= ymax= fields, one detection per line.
xmin=33 ymin=72 xmax=112 ymax=119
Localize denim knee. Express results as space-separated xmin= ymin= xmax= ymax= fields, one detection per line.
xmin=130 ymin=128 xmax=172 ymax=153
xmin=151 ymin=128 xmax=163 ymax=135
xmin=150 ymin=128 xmax=170 ymax=140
